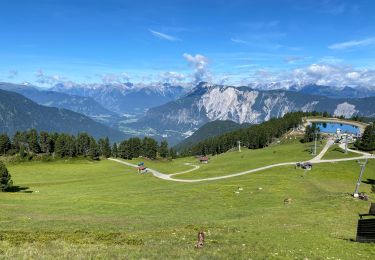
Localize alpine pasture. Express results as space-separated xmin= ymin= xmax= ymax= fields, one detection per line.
xmin=1 ymin=140 xmax=375 ymax=259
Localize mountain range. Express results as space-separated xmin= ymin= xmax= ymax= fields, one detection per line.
xmin=0 ymin=82 xmax=117 ymax=117
xmin=126 ymin=82 xmax=375 ymax=144
xmin=0 ymin=89 xmax=126 ymax=141
xmin=290 ymin=84 xmax=375 ymax=99
xmin=51 ymin=82 xmax=187 ymax=115
xmin=1 ymin=81 xmax=375 ymax=145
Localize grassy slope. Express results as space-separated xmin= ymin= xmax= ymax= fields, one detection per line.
xmin=124 ymin=140 xmax=325 ymax=179
xmin=2 ymin=144 xmax=375 ymax=258
xmin=323 ymin=144 xmax=360 ymax=160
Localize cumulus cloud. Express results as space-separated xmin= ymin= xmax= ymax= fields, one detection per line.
xmin=149 ymin=29 xmax=180 ymax=41
xmin=100 ymin=72 xmax=130 ymax=84
xmin=329 ymin=37 xmax=375 ymax=50
xmin=36 ymin=69 xmax=65 ymax=85
xmin=158 ymin=71 xmax=185 ymax=84
xmin=251 ymin=64 xmax=375 ymax=89
xmin=183 ymin=53 xmax=211 ymax=84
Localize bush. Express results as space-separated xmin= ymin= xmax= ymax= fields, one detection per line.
xmin=0 ymin=161 xmax=12 ymax=191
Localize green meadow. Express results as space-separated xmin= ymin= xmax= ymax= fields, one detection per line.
xmin=322 ymin=144 xmax=360 ymax=160
xmin=1 ymin=141 xmax=375 ymax=259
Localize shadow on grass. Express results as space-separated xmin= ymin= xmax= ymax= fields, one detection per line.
xmin=5 ymin=186 xmax=33 ymax=193
xmin=332 ymin=148 xmax=345 ymax=154
xmin=362 ymin=179 xmax=375 ymax=185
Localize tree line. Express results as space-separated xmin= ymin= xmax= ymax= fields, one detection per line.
xmin=184 ymin=112 xmax=307 ymax=156
xmin=0 ymin=130 xmax=111 ymax=160
xmin=114 ymin=137 xmax=176 ymax=160
xmin=0 ymin=129 xmax=175 ymax=161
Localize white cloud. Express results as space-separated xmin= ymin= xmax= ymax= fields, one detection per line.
xmin=329 ymin=37 xmax=375 ymax=50
xmin=149 ymin=29 xmax=180 ymax=41
xmin=248 ymin=63 xmax=375 ymax=89
xmin=100 ymin=72 xmax=130 ymax=84
xmin=36 ymin=69 xmax=65 ymax=85
xmin=183 ymin=53 xmax=211 ymax=84
xmin=231 ymin=38 xmax=249 ymax=45
xmin=158 ymin=71 xmax=186 ymax=84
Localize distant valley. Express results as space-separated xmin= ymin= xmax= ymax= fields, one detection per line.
xmin=1 ymin=81 xmax=375 ymax=145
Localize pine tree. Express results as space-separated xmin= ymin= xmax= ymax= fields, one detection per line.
xmin=169 ymin=147 xmax=177 ymax=159
xmin=159 ymin=140 xmax=169 ymax=158
xmin=356 ymin=123 xmax=375 ymax=151
xmin=89 ymin=137 xmax=99 ymax=160
xmin=27 ymin=129 xmax=40 ymax=154
xmin=142 ymin=137 xmax=158 ymax=159
xmin=101 ymin=137 xmax=111 ymax=158
xmin=40 ymin=131 xmax=53 ymax=154
xmin=19 ymin=145 xmax=26 ymax=159
xmin=118 ymin=140 xmax=130 ymax=159
xmin=112 ymin=142 xmax=118 ymax=158
xmin=0 ymin=134 xmax=11 ymax=155
xmin=76 ymin=133 xmax=91 ymax=156
xmin=0 ymin=161 xmax=12 ymax=191
xmin=12 ymin=131 xmax=27 ymax=152
xmin=55 ymin=134 xmax=67 ymax=157
xmin=128 ymin=137 xmax=141 ymax=158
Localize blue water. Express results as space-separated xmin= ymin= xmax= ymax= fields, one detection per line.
xmin=313 ymin=122 xmax=359 ymax=134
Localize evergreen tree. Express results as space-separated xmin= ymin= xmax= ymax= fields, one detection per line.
xmin=112 ymin=142 xmax=118 ymax=158
xmin=0 ymin=161 xmax=12 ymax=191
xmin=19 ymin=145 xmax=26 ymax=159
xmin=302 ymin=124 xmax=320 ymax=143
xmin=0 ymin=134 xmax=11 ymax=155
xmin=12 ymin=131 xmax=28 ymax=152
xmin=39 ymin=131 xmax=53 ymax=154
xmin=355 ymin=123 xmax=375 ymax=151
xmin=66 ymin=135 xmax=76 ymax=157
xmin=55 ymin=134 xmax=68 ymax=157
xmin=159 ymin=140 xmax=169 ymax=158
xmin=128 ymin=137 xmax=141 ymax=158
xmin=118 ymin=140 xmax=132 ymax=159
xmin=142 ymin=137 xmax=158 ymax=159
xmin=169 ymin=147 xmax=177 ymax=159
xmin=27 ymin=129 xmax=40 ymax=154
xmin=101 ymin=137 xmax=111 ymax=158
xmin=88 ymin=137 xmax=99 ymax=160
xmin=76 ymin=133 xmax=91 ymax=156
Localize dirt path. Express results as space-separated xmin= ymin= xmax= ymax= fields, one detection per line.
xmin=109 ymin=145 xmax=373 ymax=183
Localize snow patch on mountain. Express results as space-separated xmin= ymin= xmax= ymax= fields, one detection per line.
xmin=333 ymin=102 xmax=358 ymax=118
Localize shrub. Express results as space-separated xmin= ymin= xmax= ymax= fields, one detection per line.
xmin=0 ymin=161 xmax=12 ymax=191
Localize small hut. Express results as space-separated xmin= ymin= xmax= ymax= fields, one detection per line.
xmin=138 ymin=166 xmax=147 ymax=174
xmin=301 ymin=162 xmax=312 ymax=170
xmin=199 ymin=156 xmax=209 ymax=164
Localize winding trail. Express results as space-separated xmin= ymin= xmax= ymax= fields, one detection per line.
xmin=108 ymin=141 xmax=373 ymax=183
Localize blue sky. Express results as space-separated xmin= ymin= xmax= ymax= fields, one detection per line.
xmin=1 ymin=0 xmax=375 ymax=87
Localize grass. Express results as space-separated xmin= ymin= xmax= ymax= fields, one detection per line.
xmin=177 ymin=140 xmax=324 ymax=180
xmin=323 ymin=144 xmax=360 ymax=160
xmin=124 ymin=140 xmax=324 ymax=180
xmin=1 ymin=142 xmax=375 ymax=259
xmin=125 ymin=156 xmax=195 ymax=174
